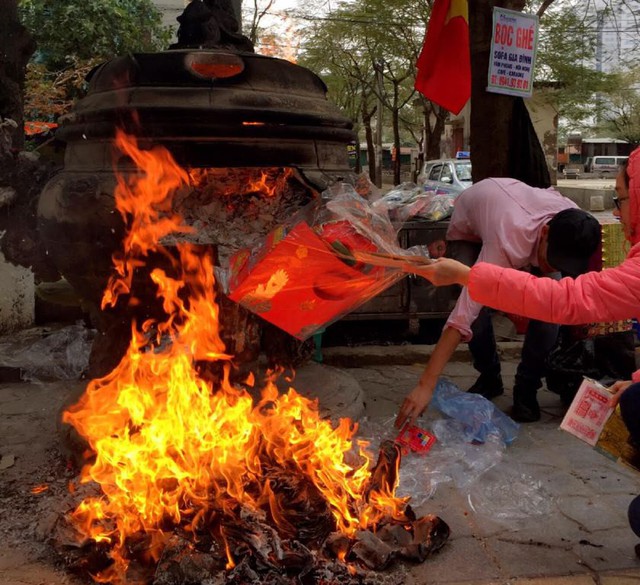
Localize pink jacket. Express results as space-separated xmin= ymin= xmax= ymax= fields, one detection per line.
xmin=468 ymin=242 xmax=640 ymax=383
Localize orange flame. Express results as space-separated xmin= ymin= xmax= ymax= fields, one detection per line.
xmin=188 ymin=167 xmax=292 ymax=198
xmin=62 ymin=131 xmax=408 ymax=583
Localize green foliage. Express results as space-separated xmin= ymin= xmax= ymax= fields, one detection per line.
xmin=535 ymin=2 xmax=613 ymax=132
xmin=298 ymin=0 xmax=429 ymax=141
xmin=599 ymin=68 xmax=640 ymax=146
xmin=18 ymin=0 xmax=172 ymax=122
xmin=19 ymin=0 xmax=172 ymax=71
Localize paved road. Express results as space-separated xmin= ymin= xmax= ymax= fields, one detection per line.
xmin=557 ymin=177 xmax=616 ymax=190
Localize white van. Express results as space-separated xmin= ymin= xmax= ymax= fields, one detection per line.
xmin=590 ymin=155 xmax=628 ymax=176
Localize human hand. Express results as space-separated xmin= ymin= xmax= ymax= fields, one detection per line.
xmin=395 ymin=381 xmax=434 ymax=429
xmin=405 ymin=258 xmax=471 ymax=287
xmin=608 ymin=379 xmax=633 ymax=407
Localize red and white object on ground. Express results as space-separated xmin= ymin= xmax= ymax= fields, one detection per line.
xmin=395 ymin=424 xmax=437 ymax=455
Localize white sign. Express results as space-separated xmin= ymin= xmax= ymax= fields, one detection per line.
xmin=487 ymin=7 xmax=538 ymax=97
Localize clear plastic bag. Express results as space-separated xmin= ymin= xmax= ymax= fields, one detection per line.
xmin=430 ymin=378 xmax=520 ymax=445
xmin=319 ymin=182 xmax=404 ymax=257
xmin=356 ymin=414 xmax=508 ymax=505
xmin=0 ymin=322 xmax=93 ymax=382
xmin=225 ymin=180 xmax=431 ymax=339
xmin=466 ymin=461 xmax=556 ymax=522
xmin=371 ymin=182 xmax=421 ymax=211
xmin=414 ymin=191 xmax=457 ymax=221
xmin=370 ymin=182 xmax=459 ymax=225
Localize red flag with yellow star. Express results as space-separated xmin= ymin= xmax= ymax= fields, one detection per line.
xmin=415 ymin=0 xmax=470 ymax=115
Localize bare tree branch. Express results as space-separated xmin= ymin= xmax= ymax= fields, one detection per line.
xmin=537 ymin=0 xmax=557 ymax=17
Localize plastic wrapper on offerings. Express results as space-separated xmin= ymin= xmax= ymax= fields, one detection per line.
xmin=372 ymin=183 xmax=423 ymax=213
xmin=226 ymin=183 xmax=430 ymax=339
xmin=415 ymin=189 xmax=457 ymax=222
xmin=372 ymin=183 xmax=457 ymax=224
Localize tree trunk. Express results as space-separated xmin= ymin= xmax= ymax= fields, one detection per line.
xmin=426 ymin=105 xmax=447 ymax=160
xmin=0 ymin=0 xmax=35 ymax=150
xmin=414 ymin=138 xmax=424 ymax=183
xmin=362 ymin=102 xmax=376 ymax=183
xmin=469 ymin=0 xmax=525 ymax=182
xmin=354 ymin=139 xmax=362 ymax=174
xmin=392 ymin=83 xmax=401 ymax=185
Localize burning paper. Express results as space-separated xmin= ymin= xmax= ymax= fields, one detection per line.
xmin=57 ymin=131 xmax=448 ymax=584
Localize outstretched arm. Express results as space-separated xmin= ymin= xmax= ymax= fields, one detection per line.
xmin=412 ymin=255 xmax=640 ymax=326
xmin=395 ymin=326 xmax=462 ymax=428
xmin=406 ymin=257 xmax=471 ymax=287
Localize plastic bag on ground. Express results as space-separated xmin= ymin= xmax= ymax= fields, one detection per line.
xmin=0 ymin=322 xmax=93 ymax=382
xmin=430 ymin=377 xmax=520 ymax=445
xmin=466 ymin=460 xmax=556 ymax=522
xmin=356 ymin=415 xmax=507 ymax=506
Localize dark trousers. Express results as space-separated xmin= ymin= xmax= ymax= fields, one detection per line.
xmin=449 ymin=240 xmax=560 ymax=397
xmin=629 ymin=495 xmax=640 ymax=538
xmin=469 ymin=306 xmax=560 ymax=396
xmin=619 ymin=382 xmax=640 ymax=446
xmin=616 ymin=383 xmax=640 ymax=539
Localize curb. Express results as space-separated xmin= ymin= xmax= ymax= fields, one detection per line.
xmin=320 ymin=341 xmax=524 ymax=368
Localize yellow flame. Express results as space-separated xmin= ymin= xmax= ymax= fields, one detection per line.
xmin=63 ymin=131 xmax=408 ymax=583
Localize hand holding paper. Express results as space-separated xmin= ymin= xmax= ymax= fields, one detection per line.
xmin=609 ymin=380 xmax=634 ymax=408
xmin=402 ymin=257 xmax=471 ymax=286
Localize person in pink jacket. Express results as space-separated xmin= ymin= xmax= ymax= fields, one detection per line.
xmin=406 ymin=147 xmax=640 ymax=553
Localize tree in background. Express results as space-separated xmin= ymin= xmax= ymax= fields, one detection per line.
xmin=600 ymin=68 xmax=640 ymax=146
xmin=299 ymin=4 xmax=381 ymax=182
xmin=361 ymin=0 xmax=432 ymax=185
xmin=243 ymin=0 xmax=326 ymax=58
xmin=1 ymin=0 xmax=35 ymax=149
xmin=299 ymin=0 xmax=431 ymax=186
xmin=0 ymin=0 xmax=174 ymax=283
xmin=535 ymin=0 xmax=613 ymax=138
xmin=245 ymin=0 xmax=276 ymax=45
xmin=471 ymin=0 xmax=640 ymax=180
xmin=298 ymin=0 xmax=635 ymax=184
xmin=19 ymin=0 xmax=172 ymax=122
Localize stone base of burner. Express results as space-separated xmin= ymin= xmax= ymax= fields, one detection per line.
xmin=273 ymin=360 xmax=365 ymax=424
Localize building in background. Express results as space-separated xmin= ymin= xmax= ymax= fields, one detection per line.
xmin=589 ymin=0 xmax=639 ymax=73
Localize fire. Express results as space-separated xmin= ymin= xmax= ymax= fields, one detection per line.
xmin=188 ymin=167 xmax=292 ymax=198
xmin=62 ymin=131 xmax=408 ymax=583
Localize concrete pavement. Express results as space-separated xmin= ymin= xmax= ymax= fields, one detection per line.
xmin=1 ymin=337 xmax=640 ymax=584
xmin=333 ymin=347 xmax=640 ymax=584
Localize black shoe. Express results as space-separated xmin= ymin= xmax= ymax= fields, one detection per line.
xmin=511 ymin=398 xmax=541 ymax=423
xmin=634 ymin=543 xmax=640 ymax=560
xmin=468 ymin=375 xmax=504 ymax=400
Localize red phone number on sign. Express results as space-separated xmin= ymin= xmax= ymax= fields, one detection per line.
xmin=491 ymin=75 xmax=530 ymax=90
